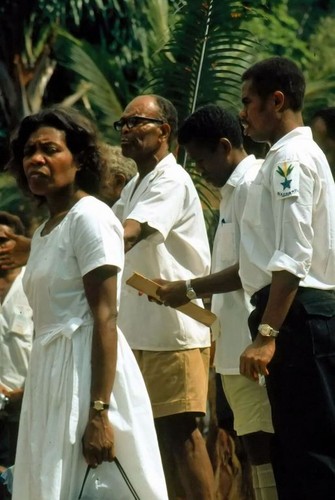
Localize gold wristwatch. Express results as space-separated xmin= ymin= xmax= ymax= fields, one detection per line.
xmin=258 ymin=324 xmax=279 ymax=338
xmin=90 ymin=400 xmax=109 ymax=411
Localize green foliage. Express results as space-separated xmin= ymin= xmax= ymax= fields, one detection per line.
xmin=146 ymin=0 xmax=262 ymax=127
xmin=51 ymin=0 xmax=173 ymax=143
xmin=242 ymin=2 xmax=335 ymax=121
xmin=54 ymin=31 xmax=125 ymax=142
xmin=308 ymin=15 xmax=335 ymax=77
xmin=243 ymin=0 xmax=312 ymax=68
xmin=288 ymin=0 xmax=335 ymax=41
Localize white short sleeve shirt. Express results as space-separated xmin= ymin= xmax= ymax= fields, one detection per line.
xmin=239 ymin=127 xmax=335 ymax=296
xmin=23 ymin=197 xmax=124 ymax=333
xmin=113 ymin=153 xmax=211 ymax=350
xmin=211 ymin=155 xmax=262 ymax=374
xmin=0 ymin=268 xmax=33 ymax=391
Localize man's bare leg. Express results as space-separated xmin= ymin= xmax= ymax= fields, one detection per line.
xmin=155 ymin=413 xmax=214 ymax=500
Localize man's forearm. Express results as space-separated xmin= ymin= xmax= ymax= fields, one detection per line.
xmin=261 ymin=270 xmax=300 ymax=330
xmin=156 ymin=263 xmax=242 ymax=308
xmin=191 ymin=263 xmax=241 ymax=296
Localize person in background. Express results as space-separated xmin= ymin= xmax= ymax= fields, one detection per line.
xmin=310 ymin=107 xmax=335 ymax=180
xmin=98 ymin=144 xmax=137 ymax=206
xmin=156 ymin=104 xmax=277 ymax=500
xmin=0 ymin=212 xmax=33 ymax=500
xmin=238 ymin=56 xmax=335 ymax=500
xmin=113 ymin=94 xmax=215 ymax=499
xmin=6 ymin=106 xmax=167 ymax=500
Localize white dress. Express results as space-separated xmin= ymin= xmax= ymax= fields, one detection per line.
xmin=12 ymin=196 xmax=168 ymax=500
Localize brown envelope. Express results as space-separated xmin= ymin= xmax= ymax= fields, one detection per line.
xmin=126 ymin=272 xmax=217 ymax=327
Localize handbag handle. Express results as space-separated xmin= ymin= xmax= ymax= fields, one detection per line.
xmin=114 ymin=458 xmax=140 ymax=499
xmin=78 ymin=459 xmax=140 ymax=499
xmin=78 ymin=465 xmax=91 ymax=499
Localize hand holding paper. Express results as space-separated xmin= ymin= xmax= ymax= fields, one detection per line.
xmin=126 ymin=273 xmax=216 ymax=327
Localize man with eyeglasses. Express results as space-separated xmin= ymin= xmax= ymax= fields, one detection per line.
xmin=112 ymin=94 xmax=214 ymax=499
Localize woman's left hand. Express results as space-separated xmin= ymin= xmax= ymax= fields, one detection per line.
xmin=82 ymin=410 xmax=115 ymax=467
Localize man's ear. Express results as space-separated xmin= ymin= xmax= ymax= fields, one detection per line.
xmin=273 ymin=90 xmax=285 ymax=110
xmin=219 ymin=137 xmax=232 ymax=154
xmin=160 ymin=123 xmax=171 ymax=143
xmin=114 ymin=173 xmax=127 ymax=189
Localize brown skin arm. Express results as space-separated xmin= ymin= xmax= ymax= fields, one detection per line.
xmin=240 ymin=270 xmax=300 ymax=381
xmin=0 ymin=230 xmax=31 ymax=269
xmin=123 ymin=218 xmax=157 ymax=253
xmin=82 ymin=265 xmax=119 ymax=467
xmin=155 ymin=263 xmax=241 ymax=308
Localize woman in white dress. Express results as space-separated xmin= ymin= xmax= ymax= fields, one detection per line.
xmin=7 ymin=107 xmax=168 ymax=500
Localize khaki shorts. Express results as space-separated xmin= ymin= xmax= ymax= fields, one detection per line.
xmin=133 ymin=348 xmax=210 ymax=418
xmin=221 ymin=374 xmax=274 ymax=436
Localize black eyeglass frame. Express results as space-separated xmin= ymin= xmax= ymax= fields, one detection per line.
xmin=113 ymin=116 xmax=165 ymax=131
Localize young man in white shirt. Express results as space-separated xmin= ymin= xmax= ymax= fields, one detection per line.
xmin=239 ymin=56 xmax=335 ymax=500
xmin=156 ymin=104 xmax=277 ymax=500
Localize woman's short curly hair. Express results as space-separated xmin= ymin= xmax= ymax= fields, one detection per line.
xmin=7 ymin=106 xmax=106 ymax=203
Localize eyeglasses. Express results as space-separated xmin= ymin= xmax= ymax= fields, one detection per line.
xmin=113 ymin=116 xmax=164 ymax=131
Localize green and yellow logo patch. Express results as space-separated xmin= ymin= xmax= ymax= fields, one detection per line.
xmin=275 ymin=161 xmax=299 ymax=199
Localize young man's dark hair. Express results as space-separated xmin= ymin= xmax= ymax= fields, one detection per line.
xmin=178 ymin=104 xmax=243 ymax=150
xmin=242 ymin=56 xmax=306 ymax=111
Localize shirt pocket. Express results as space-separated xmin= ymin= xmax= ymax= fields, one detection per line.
xmin=10 ymin=304 xmax=33 ymax=336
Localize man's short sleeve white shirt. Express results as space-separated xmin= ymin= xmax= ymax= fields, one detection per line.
xmin=211 ymin=155 xmax=262 ymax=374
xmin=113 ymin=153 xmax=211 ymax=350
xmin=239 ymin=127 xmax=335 ymax=296
xmin=0 ymin=268 xmax=33 ymax=391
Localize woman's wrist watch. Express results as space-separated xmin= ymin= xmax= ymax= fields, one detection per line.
xmin=90 ymin=400 xmax=109 ymax=411
xmin=258 ymin=323 xmax=279 ymax=337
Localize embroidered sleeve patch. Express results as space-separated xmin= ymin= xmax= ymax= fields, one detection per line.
xmin=274 ymin=161 xmax=299 ymax=199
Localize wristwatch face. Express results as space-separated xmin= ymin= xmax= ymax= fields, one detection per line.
xmin=92 ymin=400 xmax=108 ymax=411
xmin=186 ymin=286 xmax=197 ymax=300
xmin=186 ymin=289 xmax=196 ymax=300
xmin=258 ymin=324 xmax=278 ymax=337
xmin=259 ymin=325 xmax=271 ymax=336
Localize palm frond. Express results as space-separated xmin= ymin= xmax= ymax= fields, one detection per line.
xmin=144 ymin=0 xmax=264 ymax=213
xmin=54 ymin=30 xmax=126 ymax=142
xmin=145 ymin=0 xmax=263 ymax=125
